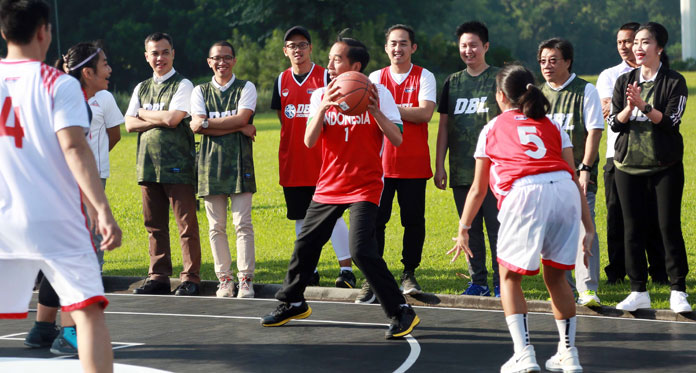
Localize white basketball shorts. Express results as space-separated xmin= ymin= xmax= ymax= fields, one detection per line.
xmin=496 ymin=171 xmax=581 ymax=276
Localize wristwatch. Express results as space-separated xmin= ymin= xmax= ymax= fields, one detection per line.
xmin=577 ymin=163 xmax=592 ymax=172
xmin=641 ymin=104 xmax=653 ymax=115
xmin=202 ymin=119 xmax=209 ymax=129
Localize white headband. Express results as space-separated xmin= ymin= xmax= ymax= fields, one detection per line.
xmin=66 ymin=48 xmax=102 ymax=72
xmin=526 ymin=83 xmax=534 ymax=91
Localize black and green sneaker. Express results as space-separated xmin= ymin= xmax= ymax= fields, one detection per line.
xmin=261 ymin=302 xmax=312 ymax=327
xmin=24 ymin=321 xmax=59 ymax=348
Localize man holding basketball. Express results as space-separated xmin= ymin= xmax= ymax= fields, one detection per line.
xmin=271 ymin=26 xmax=355 ymax=289
xmin=363 ymin=24 xmax=436 ymax=303
xmin=261 ymin=33 xmax=420 ymax=340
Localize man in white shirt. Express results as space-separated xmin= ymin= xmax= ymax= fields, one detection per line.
xmin=595 ymin=22 xmax=667 ymax=285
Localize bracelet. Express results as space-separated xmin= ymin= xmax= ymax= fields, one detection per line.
xmin=459 ymin=222 xmax=471 ymax=230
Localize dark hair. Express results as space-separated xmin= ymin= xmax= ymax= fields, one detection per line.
xmin=210 ymin=40 xmax=235 ymax=58
xmin=385 ymin=24 xmax=415 ymax=45
xmin=336 ymin=29 xmax=369 ymax=73
xmin=537 ymin=37 xmax=574 ymax=72
xmin=496 ymin=64 xmax=550 ymax=119
xmin=619 ymin=22 xmax=640 ymax=33
xmin=455 ymin=21 xmax=488 ymax=44
xmin=637 ymin=22 xmax=670 ymax=69
xmin=54 ymin=41 xmax=103 ymax=86
xmin=0 ymin=0 xmax=50 ymax=45
xmin=144 ymin=32 xmax=173 ymax=49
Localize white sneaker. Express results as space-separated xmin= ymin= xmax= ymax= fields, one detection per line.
xmin=215 ymin=276 xmax=235 ymax=298
xmin=545 ymin=346 xmax=582 ymax=373
xmin=616 ymin=291 xmax=651 ymax=311
xmin=576 ymin=290 xmax=601 ymax=307
xmin=237 ymin=275 xmax=255 ymax=298
xmin=500 ymin=345 xmax=540 ymax=373
xmin=670 ymin=291 xmax=692 ymax=313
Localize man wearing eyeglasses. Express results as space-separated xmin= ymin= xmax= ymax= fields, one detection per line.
xmin=538 ymin=38 xmax=604 ymax=307
xmin=189 ymin=41 xmax=258 ymax=298
xmin=125 ymin=32 xmax=202 ymax=296
xmin=271 ymin=26 xmax=354 ymax=289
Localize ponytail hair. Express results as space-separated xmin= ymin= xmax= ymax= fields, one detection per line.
xmin=496 ymin=64 xmax=549 ymax=119
xmin=53 ymin=41 xmax=103 ymax=86
xmin=637 ymin=22 xmax=670 ymax=69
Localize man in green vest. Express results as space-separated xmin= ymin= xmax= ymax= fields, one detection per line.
xmin=435 ymin=21 xmax=501 ymax=297
xmin=125 ymin=32 xmax=201 ymax=296
xmin=190 ymin=41 xmax=258 ymax=299
xmin=538 ymin=38 xmax=604 ymax=307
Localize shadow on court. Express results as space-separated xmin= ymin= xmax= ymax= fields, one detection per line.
xmin=2 ymin=294 xmax=696 ymax=372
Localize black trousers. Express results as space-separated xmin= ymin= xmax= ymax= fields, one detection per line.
xmin=453 ymin=185 xmax=500 ymax=287
xmin=614 ymin=163 xmax=688 ymax=292
xmin=603 ymin=158 xmax=667 ymax=283
xmin=276 ymin=201 xmax=405 ymax=317
xmin=376 ymin=178 xmax=427 ymax=272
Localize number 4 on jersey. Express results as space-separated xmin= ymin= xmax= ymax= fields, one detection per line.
xmin=0 ymin=96 xmax=23 ymax=148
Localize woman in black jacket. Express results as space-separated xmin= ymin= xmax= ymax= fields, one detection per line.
xmin=607 ymin=22 xmax=690 ymax=313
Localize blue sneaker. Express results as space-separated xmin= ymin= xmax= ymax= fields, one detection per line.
xmin=494 ymin=285 xmax=501 ymax=298
xmin=461 ymin=282 xmax=491 ymax=296
xmin=50 ymin=326 xmax=77 ymax=355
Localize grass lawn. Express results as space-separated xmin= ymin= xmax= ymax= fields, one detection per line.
xmin=103 ymin=72 xmax=696 ymax=309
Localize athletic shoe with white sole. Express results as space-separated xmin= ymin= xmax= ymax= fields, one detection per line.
xmin=355 ymin=281 xmax=377 ymax=304
xmin=576 ymin=290 xmax=601 ymax=307
xmin=616 ymin=291 xmax=651 ymax=312
xmin=545 ymin=346 xmax=582 ymax=373
xmin=670 ymin=290 xmax=692 ymax=313
xmin=385 ymin=305 xmax=420 ymax=339
xmin=237 ymin=275 xmax=255 ymax=298
xmin=462 ymin=282 xmax=491 ymax=296
xmin=50 ymin=326 xmax=77 ymax=355
xmin=401 ymin=270 xmax=423 ymax=295
xmin=261 ymin=302 xmax=312 ymax=327
xmin=500 ymin=345 xmax=541 ymax=373
xmin=216 ymin=275 xmax=235 ymax=298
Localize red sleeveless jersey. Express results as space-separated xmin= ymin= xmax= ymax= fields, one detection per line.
xmin=482 ymin=110 xmax=574 ymax=208
xmin=312 ymin=89 xmax=388 ymax=205
xmin=377 ymin=65 xmax=432 ymax=178
xmin=277 ymin=64 xmax=327 ymax=186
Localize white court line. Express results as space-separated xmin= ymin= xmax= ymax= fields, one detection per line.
xmin=51 ymin=342 xmax=145 ymax=359
xmin=0 ymin=332 xmax=29 ymax=339
xmin=104 ymin=310 xmax=419 ymax=372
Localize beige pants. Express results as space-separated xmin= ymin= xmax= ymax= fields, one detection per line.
xmin=204 ymin=193 xmax=255 ymax=278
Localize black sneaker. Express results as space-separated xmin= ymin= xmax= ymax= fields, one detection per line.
xmin=261 ymin=302 xmax=312 ymax=327
xmin=385 ymin=305 xmax=420 ymax=340
xmin=355 ymin=281 xmax=377 ymax=304
xmin=401 ymin=270 xmax=423 ymax=295
xmin=24 ymin=322 xmax=59 ymax=348
xmin=174 ymin=281 xmax=200 ymax=296
xmin=335 ymin=270 xmax=356 ymax=288
xmin=133 ymin=279 xmax=170 ymax=295
xmin=308 ymin=271 xmax=320 ymax=286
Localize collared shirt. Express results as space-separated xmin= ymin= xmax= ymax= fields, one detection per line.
xmin=125 ymin=67 xmax=193 ymax=117
xmin=190 ymin=74 xmax=257 ymax=116
xmin=597 ymin=61 xmax=636 ymax=158
xmin=545 ymin=73 xmax=604 ymax=132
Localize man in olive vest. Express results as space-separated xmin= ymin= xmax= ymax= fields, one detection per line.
xmin=538 ymin=38 xmax=604 ymax=307
xmin=190 ymin=41 xmax=258 ymax=299
xmin=125 ymin=32 xmax=201 ymax=296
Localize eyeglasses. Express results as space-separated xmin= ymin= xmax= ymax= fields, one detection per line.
xmin=285 ymin=42 xmax=309 ymax=51
xmin=538 ymin=57 xmax=562 ymax=66
xmin=208 ymin=55 xmax=235 ymax=62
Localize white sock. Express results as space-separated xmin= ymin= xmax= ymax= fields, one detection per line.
xmin=330 ymin=217 xmax=351 ymax=260
xmin=295 ymin=219 xmax=304 ymax=238
xmin=555 ymin=316 xmax=576 ymax=350
xmin=340 ymin=266 xmax=352 ymax=272
xmin=506 ymin=314 xmax=530 ymax=354
xmin=290 ymin=301 xmax=303 ymax=307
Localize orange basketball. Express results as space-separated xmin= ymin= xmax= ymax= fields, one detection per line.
xmin=334 ymin=71 xmax=371 ymax=116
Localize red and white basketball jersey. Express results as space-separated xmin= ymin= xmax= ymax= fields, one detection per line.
xmin=475 ymin=110 xmax=574 ymax=208
xmin=376 ymin=65 xmax=432 ymax=178
xmin=0 ymin=60 xmax=92 ymax=259
xmin=277 ymin=64 xmax=327 ymax=187
xmin=309 ymin=84 xmax=402 ymax=205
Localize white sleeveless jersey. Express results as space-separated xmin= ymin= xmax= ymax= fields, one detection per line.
xmin=0 ymin=59 xmax=92 ymax=259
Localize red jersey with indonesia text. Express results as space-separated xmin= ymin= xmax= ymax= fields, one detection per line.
xmin=308 ymin=84 xmax=402 ymax=205
xmin=474 ymin=110 xmax=574 ymax=208
xmin=376 ymin=65 xmax=432 ymax=178
xmin=277 ymin=64 xmax=327 ymax=186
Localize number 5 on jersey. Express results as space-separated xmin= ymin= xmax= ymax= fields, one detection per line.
xmin=0 ymin=96 xmax=24 ymax=148
xmin=517 ymin=126 xmax=545 ymax=159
